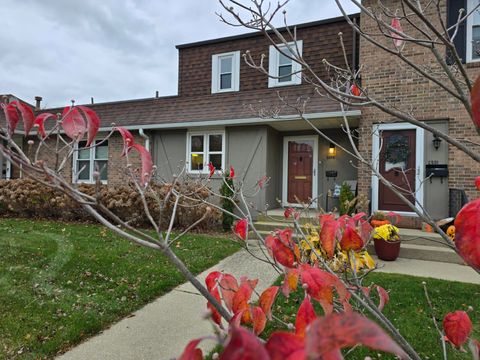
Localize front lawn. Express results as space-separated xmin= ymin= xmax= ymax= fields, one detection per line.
xmin=266 ymin=272 xmax=480 ymax=359
xmin=0 ymin=218 xmax=240 ymax=359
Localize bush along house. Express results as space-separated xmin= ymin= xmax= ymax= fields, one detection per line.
xmin=1 ymin=2 xmax=480 ymax=228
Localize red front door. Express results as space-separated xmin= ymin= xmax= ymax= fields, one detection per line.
xmin=378 ymin=129 xmax=416 ymax=212
xmin=287 ymin=139 xmax=313 ymax=204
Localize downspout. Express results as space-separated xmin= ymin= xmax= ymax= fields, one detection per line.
xmin=139 ymin=128 xmax=150 ymax=151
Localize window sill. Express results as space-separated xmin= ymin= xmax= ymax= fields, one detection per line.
xmin=466 ymin=60 xmax=480 ymax=68
xmin=211 ymin=88 xmax=238 ymax=94
xmin=268 ymin=81 xmax=302 ymax=88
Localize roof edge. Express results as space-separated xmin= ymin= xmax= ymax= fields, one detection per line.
xmin=176 ymin=13 xmax=360 ymax=49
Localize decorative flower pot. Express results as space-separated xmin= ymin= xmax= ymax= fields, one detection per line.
xmin=374 ymin=237 xmax=401 ymax=261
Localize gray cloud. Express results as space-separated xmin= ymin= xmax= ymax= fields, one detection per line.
xmin=0 ymin=0 xmax=358 ymax=108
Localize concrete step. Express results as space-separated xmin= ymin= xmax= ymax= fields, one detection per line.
xmin=248 ymin=227 xmax=461 ymax=265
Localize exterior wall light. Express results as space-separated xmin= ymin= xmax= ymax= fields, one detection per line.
xmin=432 ymin=134 xmax=442 ymax=150
xmin=328 ymin=143 xmax=336 ymax=158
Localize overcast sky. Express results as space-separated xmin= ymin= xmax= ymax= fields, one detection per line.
xmin=0 ymin=0 xmax=358 ymax=108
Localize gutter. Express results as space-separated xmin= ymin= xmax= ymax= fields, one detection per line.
xmin=139 ymin=128 xmax=150 ymax=151
xmin=96 ymin=110 xmax=362 ymax=132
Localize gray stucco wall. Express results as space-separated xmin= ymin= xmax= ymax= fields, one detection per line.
xmin=152 ymin=126 xmax=270 ymax=215
xmin=423 ymin=120 xmax=449 ymax=220
xmin=152 ymin=126 xmax=358 ymax=213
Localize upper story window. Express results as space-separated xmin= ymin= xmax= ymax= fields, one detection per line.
xmin=211 ymin=51 xmax=240 ymax=93
xmin=187 ymin=131 xmax=225 ymax=173
xmin=268 ymin=40 xmax=303 ymax=87
xmin=467 ymin=0 xmax=480 ymax=61
xmin=73 ymin=140 xmax=108 ymax=183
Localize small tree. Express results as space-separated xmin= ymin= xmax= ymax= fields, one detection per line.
xmin=338 ymin=182 xmax=355 ymax=216
xmin=219 ymin=171 xmax=235 ymax=231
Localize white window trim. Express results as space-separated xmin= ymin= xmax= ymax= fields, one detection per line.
xmin=72 ymin=139 xmax=109 ymax=184
xmin=371 ymin=122 xmax=425 ymax=216
xmin=211 ymin=51 xmax=240 ymax=94
xmin=268 ymin=40 xmax=303 ymax=88
xmin=186 ymin=130 xmax=226 ymax=174
xmin=466 ymin=0 xmax=480 ymax=62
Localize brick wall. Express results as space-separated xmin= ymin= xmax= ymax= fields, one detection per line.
xmin=178 ymin=17 xmax=357 ymax=97
xmin=21 ymin=132 xmax=144 ymax=186
xmin=359 ymin=0 xmax=480 ymax=208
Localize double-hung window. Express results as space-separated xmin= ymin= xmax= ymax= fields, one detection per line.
xmin=73 ymin=140 xmax=108 ymax=183
xmin=268 ymin=40 xmax=303 ymax=87
xmin=211 ymin=51 xmax=240 ymax=93
xmin=467 ymin=0 xmax=480 ymax=61
xmin=187 ymin=132 xmax=225 ymax=173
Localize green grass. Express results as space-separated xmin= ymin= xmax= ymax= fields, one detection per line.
xmin=0 ymin=218 xmax=240 ymax=359
xmin=264 ymin=272 xmax=480 ymax=359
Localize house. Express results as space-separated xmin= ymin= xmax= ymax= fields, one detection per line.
xmin=2 ymin=1 xmax=480 ymax=228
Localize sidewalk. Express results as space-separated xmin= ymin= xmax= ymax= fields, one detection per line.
xmin=57 ymin=250 xmax=479 ymax=360
xmin=56 ymin=248 xmax=279 ymax=360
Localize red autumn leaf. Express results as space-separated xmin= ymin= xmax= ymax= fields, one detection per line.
xmin=257 ymin=175 xmax=268 ymax=189
xmin=131 ymin=143 xmax=153 ymax=186
xmin=476 ymin=176 xmax=480 ymax=190
xmin=284 ymin=207 xmax=294 ymax=219
xmin=350 ymin=84 xmax=361 ymax=96
xmin=376 ymin=285 xmax=389 ymax=312
xmin=319 ymin=213 xmax=336 ymax=228
xmin=300 ymin=265 xmax=350 ymax=314
xmin=281 ymin=268 xmax=299 ymax=297
xmin=391 ymin=17 xmax=404 ymax=48
xmin=178 ymin=338 xmax=204 ymax=360
xmin=443 ymin=311 xmax=473 ymax=347
xmin=229 ymin=165 xmax=235 ymax=179
xmin=266 ymin=332 xmax=306 ymax=360
xmin=386 ymin=211 xmax=401 ymax=225
xmin=77 ymin=106 xmax=100 ymax=147
xmin=116 ymin=126 xmax=135 ymax=156
xmin=232 ymin=280 xmax=256 ymax=323
xmin=258 ymin=286 xmax=279 ymax=320
xmin=306 ymin=312 xmax=408 ymax=359
xmin=320 ymin=220 xmax=337 ymax=259
xmin=2 ymin=103 xmax=20 ymax=136
xmin=251 ymin=306 xmax=267 ymax=335
xmin=300 ymin=265 xmax=334 ymax=314
xmin=208 ymin=162 xmax=215 ymax=178
xmin=265 ymin=233 xmax=296 ymax=268
xmin=34 ymin=113 xmax=56 ymax=139
xmin=233 ymin=218 xmax=248 ymax=240
xmin=471 ymin=75 xmax=480 ymax=129
xmin=359 ymin=219 xmax=373 ymax=243
xmin=11 ymin=101 xmax=35 ymax=136
xmin=454 ymin=198 xmax=480 ymax=271
xmin=295 ymin=296 xmax=317 ymax=338
xmin=205 ymin=271 xmax=221 ymax=293
xmin=219 ymin=273 xmax=239 ymax=312
xmin=62 ymin=106 xmax=87 ymax=141
xmin=220 ymin=326 xmax=270 ymax=360
xmin=340 ymin=225 xmax=364 ymax=252
xmin=205 ymin=271 xmax=223 ymax=326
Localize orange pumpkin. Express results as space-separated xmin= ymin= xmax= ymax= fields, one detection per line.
xmin=446 ymin=225 xmax=455 ymax=241
xmin=371 ymin=219 xmax=391 ymax=228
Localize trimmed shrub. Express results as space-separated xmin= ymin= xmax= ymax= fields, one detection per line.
xmin=0 ymin=179 xmax=220 ymax=230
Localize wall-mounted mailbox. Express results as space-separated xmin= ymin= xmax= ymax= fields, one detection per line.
xmin=326 ymin=170 xmax=338 ymax=178
xmin=426 ymin=164 xmax=448 ymax=183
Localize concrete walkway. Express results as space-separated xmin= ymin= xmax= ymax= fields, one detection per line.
xmin=373 ymin=256 xmax=480 ymax=284
xmin=56 ymin=248 xmax=279 ymax=360
xmin=57 ymin=250 xmax=479 ymax=360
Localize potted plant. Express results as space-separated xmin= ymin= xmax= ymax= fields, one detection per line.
xmin=370 ymin=211 xmax=391 ymax=228
xmin=373 ymin=224 xmax=401 ymax=261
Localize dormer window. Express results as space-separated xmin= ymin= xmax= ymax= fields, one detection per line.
xmin=211 ymin=51 xmax=240 ymax=93
xmin=268 ymin=40 xmax=303 ymax=87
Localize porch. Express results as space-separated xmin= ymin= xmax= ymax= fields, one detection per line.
xmin=251 ymin=209 xmax=462 ymax=265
